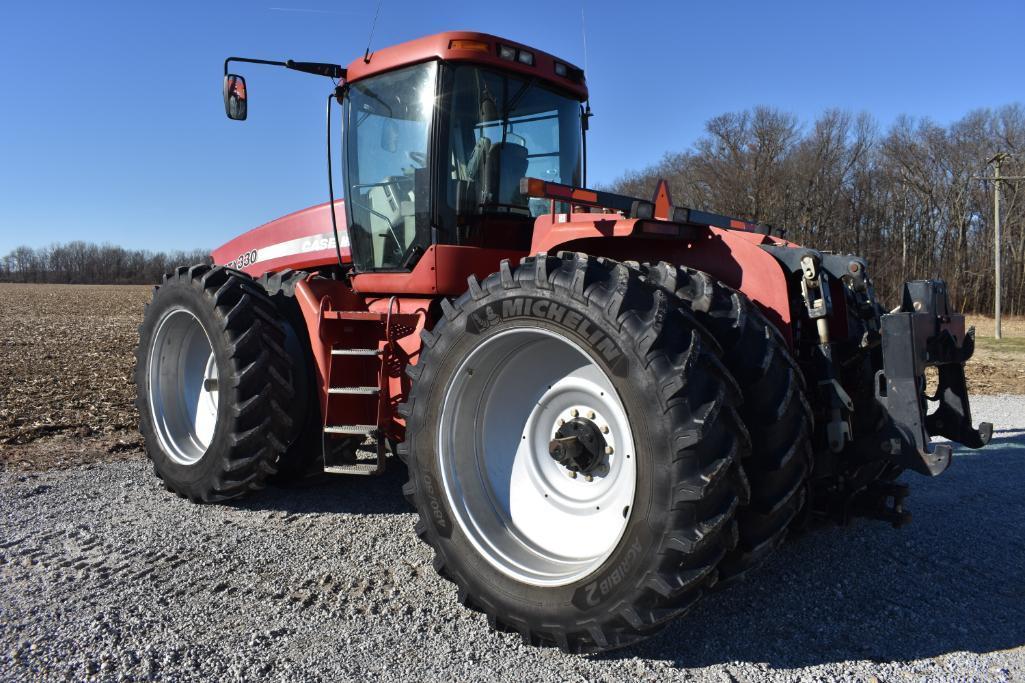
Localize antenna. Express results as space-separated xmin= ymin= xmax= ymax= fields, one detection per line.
xmin=364 ymin=0 xmax=384 ymax=63
xmin=580 ymin=3 xmax=589 ymax=75
xmin=580 ymin=2 xmax=593 ymax=186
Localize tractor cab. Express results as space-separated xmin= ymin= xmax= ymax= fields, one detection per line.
xmin=223 ymin=32 xmax=588 ymax=276
xmin=344 ymin=57 xmax=584 ymax=271
xmin=340 ymin=34 xmax=587 ymax=274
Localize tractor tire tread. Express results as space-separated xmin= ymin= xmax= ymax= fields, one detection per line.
xmin=399 ymin=252 xmax=748 ymax=653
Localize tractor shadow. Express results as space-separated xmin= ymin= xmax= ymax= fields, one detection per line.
xmin=606 ymin=433 xmax=1025 ymax=668
xmin=235 ymin=456 xmax=412 ymax=516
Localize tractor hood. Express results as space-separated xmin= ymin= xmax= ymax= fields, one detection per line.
xmin=210 ymin=200 xmax=350 ymax=278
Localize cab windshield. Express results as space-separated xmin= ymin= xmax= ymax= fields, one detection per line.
xmin=441 ymin=64 xmax=583 ymax=244
xmin=344 ymin=62 xmax=437 ymax=271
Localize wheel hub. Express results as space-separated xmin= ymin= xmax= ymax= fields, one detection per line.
xmin=549 ymin=417 xmax=607 ymax=475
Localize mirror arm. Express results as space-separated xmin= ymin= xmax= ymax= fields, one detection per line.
xmin=287 ymin=61 xmax=346 ymax=79
xmin=224 ymin=56 xmax=346 ymax=80
xmin=224 ymin=57 xmax=286 ymax=75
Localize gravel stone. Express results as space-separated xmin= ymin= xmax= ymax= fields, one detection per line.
xmin=1 ymin=396 xmax=1023 ymax=681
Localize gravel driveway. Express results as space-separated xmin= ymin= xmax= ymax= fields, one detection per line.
xmin=2 ymin=395 xmax=1023 ymax=681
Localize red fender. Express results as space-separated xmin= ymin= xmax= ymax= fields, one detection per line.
xmin=530 ymin=213 xmax=794 ymax=346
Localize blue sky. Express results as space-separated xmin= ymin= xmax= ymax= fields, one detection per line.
xmin=1 ymin=0 xmax=1022 ymax=254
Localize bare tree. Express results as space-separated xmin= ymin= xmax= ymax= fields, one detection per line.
xmin=0 ymin=243 xmax=211 ymax=285
xmin=608 ymin=104 xmax=1025 ymax=314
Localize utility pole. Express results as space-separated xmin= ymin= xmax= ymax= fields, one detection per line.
xmin=991 ymin=153 xmax=1006 ymax=339
xmin=979 ymin=153 xmax=1024 ymax=340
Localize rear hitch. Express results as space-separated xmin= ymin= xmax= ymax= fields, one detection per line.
xmin=873 ymin=280 xmax=992 ymax=476
xmin=796 ymin=252 xmax=853 ymax=453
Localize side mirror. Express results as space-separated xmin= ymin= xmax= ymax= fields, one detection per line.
xmin=223 ymin=74 xmax=247 ymax=120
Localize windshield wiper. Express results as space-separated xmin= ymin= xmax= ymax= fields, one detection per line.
xmin=356 ymin=84 xmax=394 ymax=117
xmin=500 ymin=77 xmax=537 ymax=144
xmin=504 ymin=77 xmax=537 ymax=117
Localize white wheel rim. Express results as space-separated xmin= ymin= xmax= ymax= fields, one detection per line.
xmin=148 ymin=307 xmax=219 ymax=465
xmin=438 ymin=326 xmax=636 ymax=587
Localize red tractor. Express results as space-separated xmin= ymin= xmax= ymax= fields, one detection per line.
xmin=135 ymin=32 xmax=991 ymax=652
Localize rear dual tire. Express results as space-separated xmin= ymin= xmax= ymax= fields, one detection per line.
xmin=639 ymin=263 xmax=813 ymax=583
xmin=400 ymin=253 xmax=750 ymax=652
xmin=135 ymin=265 xmax=293 ymax=502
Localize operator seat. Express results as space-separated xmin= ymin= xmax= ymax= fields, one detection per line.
xmin=368 ymin=177 xmax=413 ymax=267
xmin=481 ymin=142 xmax=529 ymax=209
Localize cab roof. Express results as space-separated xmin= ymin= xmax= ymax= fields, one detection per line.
xmin=344 ymin=31 xmax=588 ymax=101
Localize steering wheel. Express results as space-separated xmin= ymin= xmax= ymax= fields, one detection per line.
xmin=408 ymin=151 xmax=427 ymax=167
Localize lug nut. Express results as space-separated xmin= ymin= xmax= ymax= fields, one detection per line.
xmin=587 ymin=410 xmax=596 ymax=419
xmin=601 ymin=425 xmax=609 ymax=434
xmin=584 ymin=474 xmax=593 ymax=482
xmin=605 ymin=446 xmax=614 ymax=455
xmin=571 ymin=409 xmax=579 ymax=417
xmin=568 ymin=470 xmax=577 ymax=479
xmin=558 ymin=418 xmax=565 ymax=426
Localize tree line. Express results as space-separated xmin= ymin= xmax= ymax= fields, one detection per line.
xmin=0 ymin=242 xmax=211 ymax=285
xmin=609 ymin=104 xmax=1025 ymax=315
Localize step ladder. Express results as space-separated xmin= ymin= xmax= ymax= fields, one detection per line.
xmin=323 ymin=330 xmax=387 ymax=476
xmin=318 ymin=305 xmax=419 ymax=476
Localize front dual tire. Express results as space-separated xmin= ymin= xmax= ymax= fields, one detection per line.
xmin=400 ymin=253 xmax=750 ymax=652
